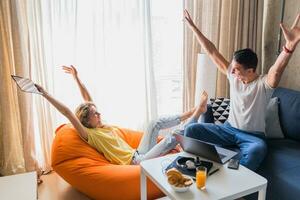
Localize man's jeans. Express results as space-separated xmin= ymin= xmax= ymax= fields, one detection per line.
xmin=184 ymin=121 xmax=267 ymax=171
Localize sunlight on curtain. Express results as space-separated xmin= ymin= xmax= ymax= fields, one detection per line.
xmin=150 ymin=0 xmax=183 ymax=116
xmin=37 ymin=0 xmax=183 ymax=131
xmin=23 ymin=0 xmax=184 ymax=171
xmin=24 ymin=0 xmax=184 ymax=170
xmin=37 ymin=0 xmax=151 ymax=130
xmin=27 ymin=0 xmax=55 ymax=171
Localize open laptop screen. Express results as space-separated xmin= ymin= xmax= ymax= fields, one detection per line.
xmin=11 ymin=75 xmax=41 ymax=94
xmin=174 ymin=133 xmax=237 ymax=164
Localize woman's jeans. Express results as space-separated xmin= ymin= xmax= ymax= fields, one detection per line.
xmin=184 ymin=121 xmax=267 ymax=171
xmin=131 ymin=115 xmax=198 ymax=165
xmin=131 ymin=115 xmax=179 ymax=164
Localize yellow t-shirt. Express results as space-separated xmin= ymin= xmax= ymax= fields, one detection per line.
xmin=86 ymin=126 xmax=135 ymax=165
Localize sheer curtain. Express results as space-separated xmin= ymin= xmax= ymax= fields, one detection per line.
xmin=150 ymin=0 xmax=183 ymax=116
xmin=25 ymin=0 xmax=184 ymax=171
xmin=35 ymin=0 xmax=156 ymax=131
xmin=23 ymin=0 xmax=158 ymax=170
xmin=34 ymin=0 xmax=184 ymax=129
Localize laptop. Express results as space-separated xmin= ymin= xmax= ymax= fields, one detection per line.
xmin=11 ymin=75 xmax=41 ymax=94
xmin=174 ymin=133 xmax=237 ymax=164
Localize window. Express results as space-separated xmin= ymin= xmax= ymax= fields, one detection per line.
xmin=151 ymin=0 xmax=183 ymax=116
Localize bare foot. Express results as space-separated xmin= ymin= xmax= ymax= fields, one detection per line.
xmin=198 ymin=91 xmax=208 ymax=113
xmin=191 ymin=91 xmax=208 ymax=120
xmin=180 ymin=107 xmax=196 ymax=121
xmin=178 ymin=91 xmax=208 ymax=123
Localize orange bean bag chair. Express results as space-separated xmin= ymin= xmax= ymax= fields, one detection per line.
xmin=51 ymin=123 xmax=166 ymax=200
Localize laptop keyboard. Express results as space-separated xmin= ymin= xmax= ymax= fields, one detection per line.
xmin=219 ymin=153 xmax=226 ymax=159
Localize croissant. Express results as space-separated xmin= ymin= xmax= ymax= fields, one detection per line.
xmin=166 ymin=168 xmax=193 ymax=187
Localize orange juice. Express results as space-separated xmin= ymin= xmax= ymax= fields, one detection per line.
xmin=196 ymin=167 xmax=207 ymax=189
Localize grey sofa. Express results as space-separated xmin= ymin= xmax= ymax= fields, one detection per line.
xmin=201 ymin=87 xmax=300 ymax=200
xmin=255 ymin=87 xmax=300 ymax=200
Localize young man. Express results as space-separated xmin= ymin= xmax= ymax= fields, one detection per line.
xmin=183 ymin=10 xmax=300 ymax=170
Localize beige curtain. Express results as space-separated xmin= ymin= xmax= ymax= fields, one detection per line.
xmin=27 ymin=0 xmax=55 ymax=173
xmin=0 ymin=0 xmax=54 ymax=175
xmin=0 ymin=0 xmax=36 ymax=175
xmin=183 ymin=0 xmax=264 ymax=110
xmin=217 ymin=0 xmax=264 ymax=96
xmin=261 ymin=0 xmax=282 ymax=74
xmin=183 ymin=0 xmax=204 ymax=112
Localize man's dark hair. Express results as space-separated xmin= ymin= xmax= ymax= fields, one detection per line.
xmin=233 ymin=48 xmax=258 ymax=71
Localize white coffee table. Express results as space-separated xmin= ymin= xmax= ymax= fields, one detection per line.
xmin=140 ymin=152 xmax=267 ymax=200
xmin=0 ymin=171 xmax=37 ymax=200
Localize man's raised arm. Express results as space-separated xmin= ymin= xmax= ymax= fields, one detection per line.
xmin=267 ymin=14 xmax=300 ymax=88
xmin=184 ymin=9 xmax=230 ymax=75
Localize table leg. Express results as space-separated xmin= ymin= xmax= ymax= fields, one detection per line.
xmin=141 ymin=169 xmax=147 ymax=200
xmin=258 ymin=185 xmax=266 ymax=200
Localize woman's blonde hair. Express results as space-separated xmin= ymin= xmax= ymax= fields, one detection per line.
xmin=75 ymin=102 xmax=96 ymax=128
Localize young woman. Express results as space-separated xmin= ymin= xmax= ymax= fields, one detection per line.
xmin=34 ymin=65 xmax=208 ymax=165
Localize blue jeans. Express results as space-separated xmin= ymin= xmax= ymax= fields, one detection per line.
xmin=184 ymin=121 xmax=267 ymax=171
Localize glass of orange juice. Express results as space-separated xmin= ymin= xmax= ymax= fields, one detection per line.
xmin=196 ymin=166 xmax=207 ymax=190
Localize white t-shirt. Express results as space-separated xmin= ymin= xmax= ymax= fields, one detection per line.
xmin=227 ymin=66 xmax=274 ymax=133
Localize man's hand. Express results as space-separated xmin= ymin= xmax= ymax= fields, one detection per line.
xmin=266 ymin=14 xmax=300 ymax=88
xmin=184 ymin=9 xmax=196 ymax=30
xmin=280 ymin=14 xmax=300 ymax=51
xmin=62 ymin=65 xmax=78 ymax=78
xmin=182 ymin=9 xmax=230 ymax=75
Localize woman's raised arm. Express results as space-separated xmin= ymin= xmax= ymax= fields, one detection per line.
xmin=62 ymin=65 xmax=93 ymax=102
xmin=35 ymin=84 xmax=89 ymax=141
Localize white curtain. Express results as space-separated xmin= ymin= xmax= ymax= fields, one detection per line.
xmin=27 ymin=0 xmax=156 ymax=132
xmin=26 ymin=0 xmax=56 ymax=171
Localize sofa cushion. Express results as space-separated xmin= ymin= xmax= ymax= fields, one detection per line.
xmin=204 ymin=96 xmax=285 ymax=139
xmin=271 ymin=166 xmax=300 ymax=200
xmin=272 ymin=87 xmax=300 ymax=140
xmin=265 ymin=97 xmax=284 ymax=139
xmin=210 ymin=98 xmax=230 ymax=124
xmin=260 ymin=139 xmax=300 ymax=173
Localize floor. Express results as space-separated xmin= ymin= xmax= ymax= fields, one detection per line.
xmin=38 ymin=172 xmax=90 ymax=200
xmin=38 ymin=172 xmax=169 ymax=200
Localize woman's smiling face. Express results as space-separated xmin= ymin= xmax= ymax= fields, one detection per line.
xmin=87 ymin=106 xmax=103 ymax=128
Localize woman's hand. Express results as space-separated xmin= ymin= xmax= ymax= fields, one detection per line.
xmin=184 ymin=9 xmax=196 ymax=30
xmin=34 ymin=84 xmax=47 ymax=95
xmin=62 ymin=65 xmax=78 ymax=78
xmin=62 ymin=65 xmax=93 ymax=102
